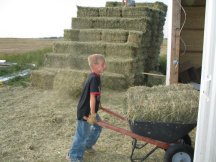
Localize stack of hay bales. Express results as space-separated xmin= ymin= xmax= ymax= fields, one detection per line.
xmin=126 ymin=84 xmax=199 ymax=124
xmin=104 ymin=2 xmax=167 ymax=71
xmin=31 ymin=1 xmax=167 ymax=97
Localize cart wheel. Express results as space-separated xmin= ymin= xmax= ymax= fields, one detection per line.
xmin=164 ymin=144 xmax=194 ymax=162
xmin=180 ymin=134 xmax=192 ymax=146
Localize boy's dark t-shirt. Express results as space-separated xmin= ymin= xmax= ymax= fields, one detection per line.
xmin=77 ymin=73 xmax=101 ymax=120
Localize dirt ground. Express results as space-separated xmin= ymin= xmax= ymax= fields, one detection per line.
xmin=0 ymin=86 xmax=169 ymax=162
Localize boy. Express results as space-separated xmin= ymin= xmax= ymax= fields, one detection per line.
xmin=68 ymin=54 xmax=106 ymax=162
xmin=122 ymin=0 xmax=136 ymax=7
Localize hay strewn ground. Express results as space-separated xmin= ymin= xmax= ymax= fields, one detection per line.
xmin=0 ymin=86 xmax=196 ymax=162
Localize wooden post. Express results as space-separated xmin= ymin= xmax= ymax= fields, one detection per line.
xmin=167 ymin=0 xmax=181 ymax=84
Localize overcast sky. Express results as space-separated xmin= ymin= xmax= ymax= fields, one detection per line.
xmin=0 ymin=0 xmax=169 ymax=38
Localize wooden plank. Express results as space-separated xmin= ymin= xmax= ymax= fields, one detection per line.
xmin=168 ymin=0 xmax=181 ymax=84
xmin=181 ymin=7 xmax=205 ymax=29
xmin=180 ymin=29 xmax=204 ymax=51
xmin=182 ymin=0 xmax=206 ymax=6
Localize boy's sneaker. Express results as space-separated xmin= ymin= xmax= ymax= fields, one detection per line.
xmin=85 ymin=148 xmax=96 ymax=154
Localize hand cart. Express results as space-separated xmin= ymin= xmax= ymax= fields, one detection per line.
xmin=96 ymin=107 xmax=196 ymax=162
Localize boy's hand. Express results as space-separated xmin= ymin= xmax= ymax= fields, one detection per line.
xmin=84 ymin=114 xmax=97 ymax=125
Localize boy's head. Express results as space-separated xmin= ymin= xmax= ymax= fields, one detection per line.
xmin=88 ymin=54 xmax=106 ymax=74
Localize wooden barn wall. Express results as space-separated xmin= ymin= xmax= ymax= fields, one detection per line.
xmin=180 ymin=2 xmax=205 ymax=69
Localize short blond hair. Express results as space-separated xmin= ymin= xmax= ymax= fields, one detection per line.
xmin=88 ymin=54 xmax=105 ymax=68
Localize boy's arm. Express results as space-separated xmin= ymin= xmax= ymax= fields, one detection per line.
xmin=84 ymin=93 xmax=97 ymax=124
xmin=90 ymin=93 xmax=96 ymax=114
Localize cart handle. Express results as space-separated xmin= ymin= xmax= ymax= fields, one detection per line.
xmin=96 ymin=120 xmax=169 ymax=150
xmin=100 ymin=107 xmax=127 ymax=121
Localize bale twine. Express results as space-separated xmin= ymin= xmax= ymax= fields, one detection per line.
xmin=126 ymin=84 xmax=199 ymax=124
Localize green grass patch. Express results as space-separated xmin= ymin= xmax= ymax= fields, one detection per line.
xmin=0 ymin=48 xmax=51 ymax=86
xmin=0 ymin=48 xmax=52 ymax=67
xmin=6 ymin=76 xmax=31 ymax=87
xmin=0 ymin=48 xmax=52 ymax=76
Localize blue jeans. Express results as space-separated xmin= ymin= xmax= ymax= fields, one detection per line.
xmin=69 ymin=114 xmax=102 ymax=161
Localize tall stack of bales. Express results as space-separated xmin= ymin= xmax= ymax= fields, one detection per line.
xmin=126 ymin=84 xmax=199 ymax=124
xmin=105 ymin=2 xmax=167 ymax=71
xmin=31 ymin=1 xmax=167 ymax=97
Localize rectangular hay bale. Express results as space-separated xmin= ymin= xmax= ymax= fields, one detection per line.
xmin=101 ymin=30 xmax=128 ymax=43
xmin=64 ymin=29 xmax=79 ymax=41
xmin=53 ymin=41 xmax=106 ymax=55
xmin=99 ymin=7 xmax=122 ymax=17
xmin=79 ymin=29 xmax=102 ymax=42
xmin=77 ymin=6 xmax=99 ymax=17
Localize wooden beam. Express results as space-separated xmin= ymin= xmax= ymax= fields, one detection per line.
xmin=168 ymin=0 xmax=181 ymax=84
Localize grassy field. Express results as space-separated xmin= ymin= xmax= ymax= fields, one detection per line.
xmin=0 ymin=38 xmax=55 ymax=55
xmin=0 ymin=38 xmax=55 ymax=85
xmin=0 ymin=38 xmax=196 ymax=162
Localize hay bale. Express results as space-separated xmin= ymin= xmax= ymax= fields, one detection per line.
xmin=145 ymin=71 xmax=166 ymax=87
xmin=122 ymin=7 xmax=153 ymax=18
xmin=145 ymin=55 xmax=160 ymax=71
xmin=72 ymin=17 xmax=93 ymax=29
xmin=135 ymin=2 xmax=167 ymax=13
xmin=99 ymin=7 xmax=122 ymax=17
xmin=120 ymin=17 xmax=151 ymax=31
xmin=64 ymin=29 xmax=79 ymax=41
xmin=79 ymin=29 xmax=102 ymax=42
xmin=105 ymin=43 xmax=138 ymax=59
xmin=53 ymin=69 xmax=88 ymax=98
xmin=45 ymin=53 xmax=71 ymax=69
xmin=31 ymin=70 xmax=56 ymax=89
xmin=101 ymin=72 xmax=127 ymax=90
xmin=72 ymin=17 xmax=151 ymax=31
xmin=106 ymin=58 xmax=140 ymax=75
xmin=69 ymin=56 xmax=89 ymax=70
xmin=128 ymin=31 xmax=151 ymax=46
xmin=53 ymin=41 xmax=106 ymax=55
xmin=153 ymin=2 xmax=168 ymax=13
xmin=77 ymin=6 xmax=99 ymax=17
xmin=126 ymin=84 xmax=199 ymax=124
xmin=101 ymin=30 xmax=128 ymax=43
xmin=45 ymin=54 xmax=89 ymax=70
